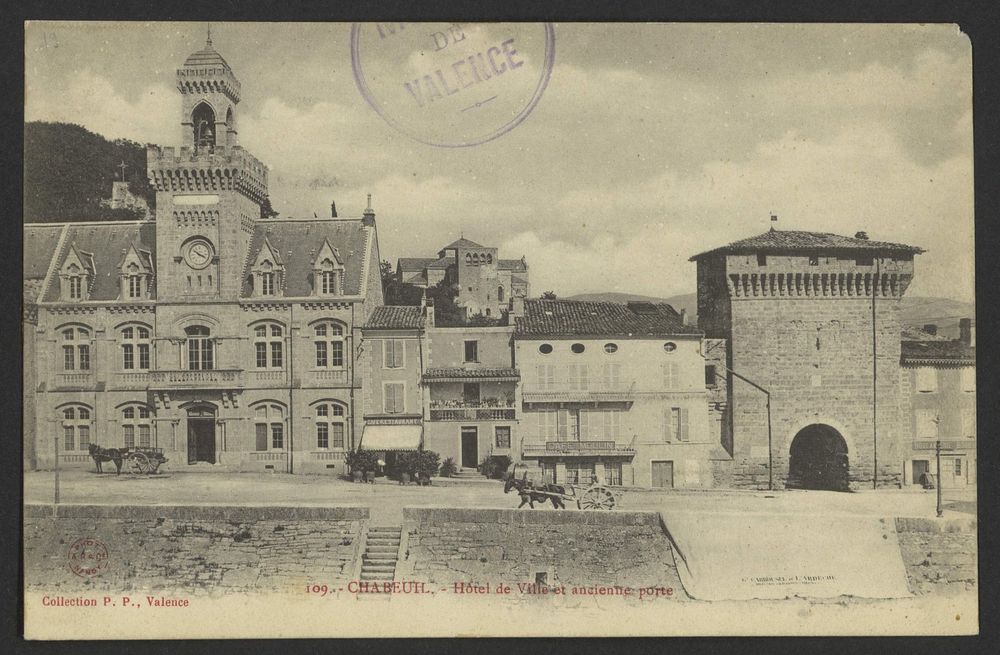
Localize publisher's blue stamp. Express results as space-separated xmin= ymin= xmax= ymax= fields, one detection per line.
xmin=351 ymin=23 xmax=555 ymax=148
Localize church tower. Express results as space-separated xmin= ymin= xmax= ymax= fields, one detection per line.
xmin=147 ymin=30 xmax=268 ymax=300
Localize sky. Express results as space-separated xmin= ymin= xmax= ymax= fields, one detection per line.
xmin=24 ymin=22 xmax=974 ymax=301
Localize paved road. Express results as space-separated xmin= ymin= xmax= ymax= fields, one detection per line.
xmin=24 ymin=470 xmax=975 ymax=524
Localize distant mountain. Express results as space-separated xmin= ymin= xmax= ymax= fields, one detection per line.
xmin=566 ymin=292 xmax=973 ymax=338
xmin=24 ymin=121 xmax=155 ymax=224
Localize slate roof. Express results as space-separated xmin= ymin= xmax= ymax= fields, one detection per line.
xmin=24 ymin=225 xmax=64 ymax=280
xmin=423 ymin=367 xmax=520 ymax=380
xmin=442 ymin=237 xmax=484 ymax=250
xmin=365 ymin=306 xmax=425 ymax=330
xmin=901 ymin=340 xmax=975 ymax=364
xmin=690 ymin=229 xmax=924 ymax=260
xmin=241 ymin=218 xmax=369 ymax=297
xmin=498 ymin=258 xmax=527 ymax=272
xmin=515 ymin=299 xmax=700 ymax=338
xmin=398 ymin=257 xmax=438 ymax=272
xmin=36 ymin=222 xmax=157 ymax=302
xmin=183 ymin=44 xmax=231 ymax=69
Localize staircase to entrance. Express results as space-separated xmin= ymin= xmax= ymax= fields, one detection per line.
xmin=359 ymin=525 xmax=403 ymax=582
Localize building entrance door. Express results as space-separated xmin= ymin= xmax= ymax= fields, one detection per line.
xmin=461 ymin=427 xmax=478 ymax=469
xmin=787 ymin=423 xmax=849 ymax=491
xmin=651 ymin=461 xmax=674 ymax=488
xmin=912 ymin=460 xmax=930 ymax=487
xmin=186 ymin=405 xmax=217 ymax=464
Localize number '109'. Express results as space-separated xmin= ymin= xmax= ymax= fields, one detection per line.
xmin=306 ymin=584 xmax=329 ymax=596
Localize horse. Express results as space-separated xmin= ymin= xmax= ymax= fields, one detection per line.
xmin=503 ymin=466 xmax=567 ymax=509
xmin=88 ymin=444 xmax=124 ymax=475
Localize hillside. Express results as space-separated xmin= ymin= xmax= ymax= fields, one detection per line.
xmin=566 ymin=292 xmax=973 ymax=338
xmin=24 ymin=121 xmax=154 ymax=223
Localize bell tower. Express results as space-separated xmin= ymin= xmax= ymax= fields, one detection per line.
xmin=147 ymin=29 xmax=268 ymax=301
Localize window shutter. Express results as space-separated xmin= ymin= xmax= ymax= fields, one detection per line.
xmin=255 ymin=424 xmax=268 ymax=451
xmin=579 ymin=364 xmax=589 ymax=390
xmin=557 ymin=409 xmax=569 ymax=441
xmin=385 ymin=384 xmax=395 ymax=413
xmin=395 ymin=340 xmax=404 ymax=368
xmin=383 ymin=340 xmax=393 ymax=368
xmin=579 ymin=410 xmax=590 ymax=440
xmin=661 ymin=407 xmax=670 ymax=442
xmin=679 ymin=408 xmax=689 ymax=442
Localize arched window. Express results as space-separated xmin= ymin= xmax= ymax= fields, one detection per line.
xmin=465 ymin=253 xmax=472 ymax=264
xmin=121 ymin=404 xmax=153 ymax=448
xmin=313 ymin=321 xmax=346 ymax=369
xmin=120 ymin=325 xmax=151 ymax=371
xmin=185 ymin=325 xmax=214 ymax=370
xmin=252 ymin=403 xmax=285 ymax=451
xmin=253 ymin=323 xmax=284 ymax=369
xmin=497 ymin=286 xmax=505 ymax=302
xmin=486 ymin=254 xmax=493 ymax=264
xmin=60 ymin=404 xmax=92 ymax=451
xmin=472 ymin=253 xmax=480 ymax=265
xmin=315 ymin=402 xmax=347 ymax=449
xmin=61 ymin=326 xmax=92 ymax=371
xmin=192 ymin=102 xmax=217 ymax=149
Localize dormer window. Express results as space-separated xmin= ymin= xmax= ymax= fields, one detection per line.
xmin=118 ymin=243 xmax=153 ymax=301
xmin=250 ymin=238 xmax=284 ymax=298
xmin=59 ymin=246 xmax=94 ymax=302
xmin=70 ymin=274 xmax=82 ymax=299
xmin=312 ymin=239 xmax=345 ymax=297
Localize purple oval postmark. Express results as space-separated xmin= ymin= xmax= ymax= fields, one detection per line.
xmin=351 ymin=23 xmax=555 ymax=148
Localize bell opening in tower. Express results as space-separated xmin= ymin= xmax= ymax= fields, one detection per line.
xmin=192 ymin=102 xmax=217 ymax=151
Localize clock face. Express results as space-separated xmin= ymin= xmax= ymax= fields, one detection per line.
xmin=185 ymin=240 xmax=213 ymax=269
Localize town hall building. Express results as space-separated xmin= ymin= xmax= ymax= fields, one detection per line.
xmin=24 ymin=36 xmax=384 ymax=476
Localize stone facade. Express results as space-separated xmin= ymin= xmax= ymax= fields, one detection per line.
xmin=693 ymin=231 xmax=923 ymax=489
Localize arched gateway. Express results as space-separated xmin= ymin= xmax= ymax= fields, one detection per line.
xmin=787 ymin=424 xmax=850 ymax=491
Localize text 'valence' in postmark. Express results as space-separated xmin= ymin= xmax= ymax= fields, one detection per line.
xmin=351 ymin=22 xmax=555 ymax=147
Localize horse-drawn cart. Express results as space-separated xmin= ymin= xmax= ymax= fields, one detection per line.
xmin=503 ymin=466 xmax=622 ymax=510
xmin=89 ymin=444 xmax=168 ymax=475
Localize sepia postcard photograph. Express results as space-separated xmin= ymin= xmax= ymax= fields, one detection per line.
xmin=21 ymin=20 xmax=977 ymax=638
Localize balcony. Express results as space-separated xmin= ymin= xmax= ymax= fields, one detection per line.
xmin=250 ymin=370 xmax=288 ymax=385
xmin=429 ymin=401 xmax=516 ymax=422
xmin=522 ymin=440 xmax=637 ymax=457
xmin=53 ymin=372 xmax=95 ymax=389
xmin=311 ymin=369 xmax=350 ymax=385
xmin=114 ymin=372 xmax=151 ymax=389
xmin=148 ymin=369 xmax=244 ymax=388
xmin=521 ymin=382 xmax=636 ymax=404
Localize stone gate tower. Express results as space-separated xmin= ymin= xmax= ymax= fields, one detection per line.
xmin=692 ymin=227 xmax=923 ymax=490
xmin=147 ymin=33 xmax=268 ymax=301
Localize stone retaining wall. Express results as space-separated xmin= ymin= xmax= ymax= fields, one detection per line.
xmin=894 ymin=517 xmax=977 ymax=596
xmin=401 ymin=508 xmax=687 ymax=598
xmin=24 ymin=504 xmax=367 ymax=594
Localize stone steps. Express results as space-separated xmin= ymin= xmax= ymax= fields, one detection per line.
xmin=359 ymin=525 xmax=402 ymax=583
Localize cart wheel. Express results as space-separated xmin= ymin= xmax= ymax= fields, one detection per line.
xmin=130 ymin=452 xmax=151 ymax=474
xmin=579 ymin=486 xmax=616 ymax=510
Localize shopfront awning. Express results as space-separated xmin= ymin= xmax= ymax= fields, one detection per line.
xmin=360 ymin=424 xmax=423 ymax=451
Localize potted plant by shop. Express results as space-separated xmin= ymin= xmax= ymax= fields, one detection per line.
xmin=345 ymin=449 xmax=379 ymax=483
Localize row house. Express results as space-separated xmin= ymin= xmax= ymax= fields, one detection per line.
xmin=24 ymin=37 xmax=385 ymax=477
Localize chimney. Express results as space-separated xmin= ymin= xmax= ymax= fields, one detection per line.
xmin=425 ymin=297 xmax=436 ymax=328
xmin=923 ymin=324 xmax=938 ymax=336
xmin=680 ymin=308 xmax=688 ymax=325
xmin=959 ymin=318 xmax=974 ymax=346
xmin=855 ymin=231 xmax=869 ymax=240
xmin=511 ymin=295 xmax=525 ymax=317
xmin=330 ymin=201 xmax=337 ymax=218
xmin=362 ymin=193 xmax=376 ymax=227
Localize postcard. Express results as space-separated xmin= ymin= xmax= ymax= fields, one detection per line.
xmin=22 ymin=21 xmax=976 ymax=638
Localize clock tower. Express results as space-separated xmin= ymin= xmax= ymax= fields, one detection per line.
xmin=147 ymin=31 xmax=269 ymax=301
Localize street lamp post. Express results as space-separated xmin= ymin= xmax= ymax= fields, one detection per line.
xmin=716 ymin=363 xmax=773 ymax=491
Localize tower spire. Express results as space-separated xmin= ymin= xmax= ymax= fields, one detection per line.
xmin=206 ymin=23 xmax=212 ymax=47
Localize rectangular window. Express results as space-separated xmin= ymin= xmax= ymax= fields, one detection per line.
xmin=256 ymin=342 xmax=268 ymax=368
xmin=261 ymin=273 xmax=274 ymax=296
xmin=331 ymin=423 xmax=345 ymax=449
xmin=78 ymin=345 xmax=90 ymax=370
xmin=961 ymin=409 xmax=976 ymax=439
xmin=915 ymin=410 xmax=938 ymax=440
xmin=122 ymin=344 xmax=134 ymax=370
xmin=315 ymin=341 xmax=328 ymax=367
xmin=138 ymin=344 xmax=150 ymax=370
xmin=536 ymin=364 xmax=556 ymax=390
xmin=540 ymin=410 xmax=558 ymax=440
xmin=271 ymin=342 xmax=283 ymax=368
xmin=384 ymin=340 xmax=404 ymax=368
xmin=70 ymin=277 xmax=82 ymax=299
xmin=129 ymin=276 xmax=142 ymax=298
xmin=602 ymin=363 xmax=621 ymax=390
xmin=663 ymin=407 xmax=683 ymax=442
xmin=464 ymin=340 xmax=478 ymax=363
xmin=331 ymin=341 xmax=344 ymax=367
xmin=757 ymin=254 xmax=767 ymax=266
xmin=953 ymin=458 xmax=962 ymax=476
xmin=808 ymin=255 xmax=819 ymax=266
xmin=384 ymin=383 xmax=404 ymax=414
xmin=915 ymin=367 xmax=938 ymax=393
xmin=316 ymin=423 xmax=329 ymax=449
xmin=603 ymin=410 xmax=621 ymax=440
xmin=271 ymin=424 xmax=284 ymax=449
xmin=495 ymin=426 xmax=511 ymax=448
xmin=123 ymin=424 xmax=135 ymax=449
xmin=662 ymin=363 xmax=679 ymax=390
xmin=321 ymin=271 xmax=336 ymax=294
xmin=604 ymin=461 xmax=623 ymax=485
xmin=567 ymin=364 xmax=589 ymax=391
xmin=78 ymin=425 xmax=90 ymax=450
xmin=856 ymin=256 xmax=874 ymax=266
xmin=63 ymin=345 xmax=75 ymax=371
xmin=63 ymin=426 xmax=74 ymax=451
xmin=255 ymin=424 xmax=268 ymax=451
xmin=138 ymin=425 xmax=150 ymax=448
xmin=704 ymin=365 xmax=717 ymax=387
xmin=566 ymin=460 xmax=595 ymax=485
xmin=960 ymin=367 xmax=976 ymax=392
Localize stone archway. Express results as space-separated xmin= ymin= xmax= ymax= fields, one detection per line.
xmin=787 ymin=424 xmax=850 ymax=491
